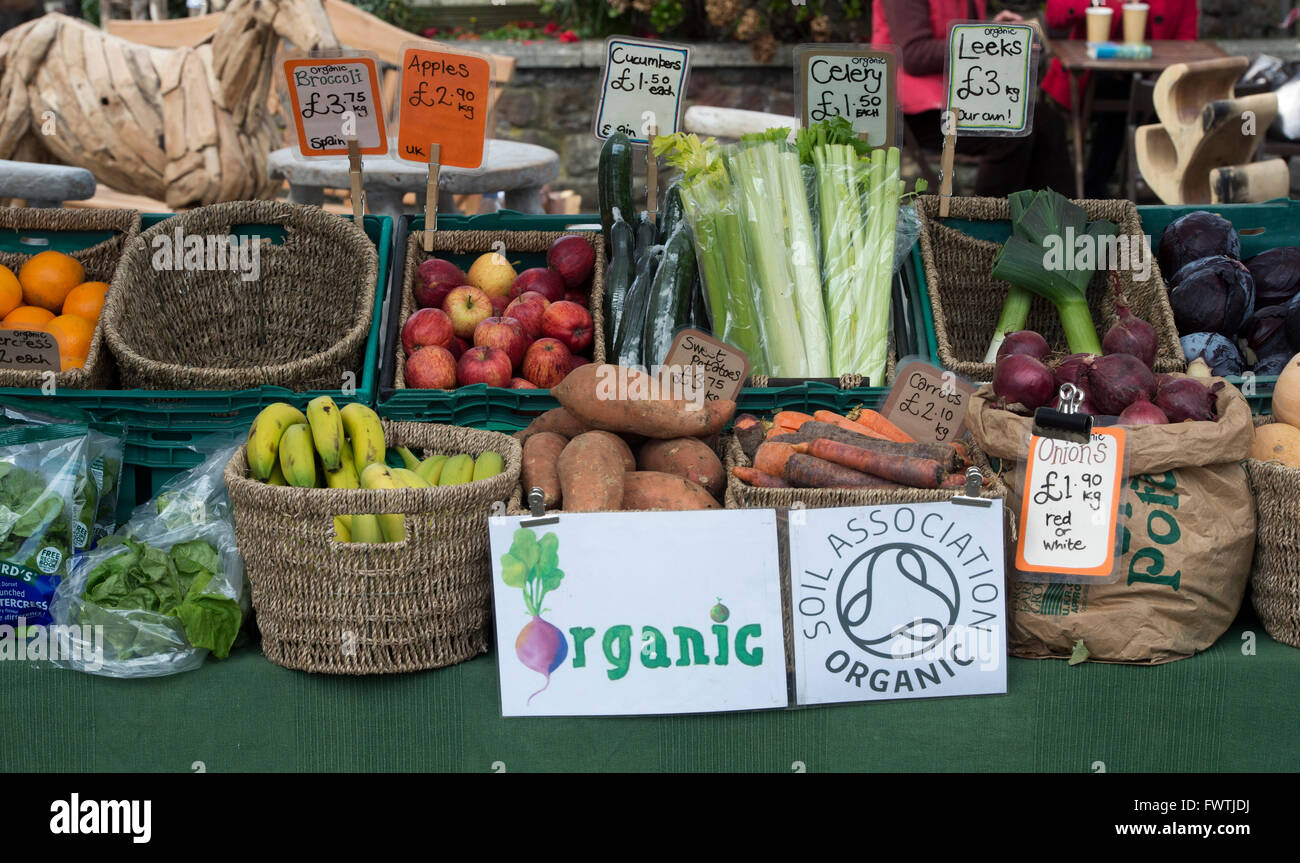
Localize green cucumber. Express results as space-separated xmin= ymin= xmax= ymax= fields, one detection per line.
xmin=687 ymin=269 xmax=711 ymax=332
xmin=659 ymin=180 xmax=685 ymax=244
xmin=614 ymin=243 xmax=663 ymax=367
xmin=602 ymin=211 xmax=636 ymax=358
xmin=641 ymin=224 xmax=697 ymax=366
xmin=633 ymin=210 xmax=657 ymax=268
xmin=598 ymin=133 xmax=635 ymax=249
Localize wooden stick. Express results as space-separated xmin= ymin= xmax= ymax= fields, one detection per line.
xmin=424 ymin=142 xmax=440 ymax=253
xmin=646 ymin=122 xmax=658 ymax=219
xmin=348 ymin=138 xmax=364 ymax=226
xmin=938 ymin=127 xmax=957 ymax=218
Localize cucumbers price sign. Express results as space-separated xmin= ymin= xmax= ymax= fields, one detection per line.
xmin=594 ymin=37 xmax=691 ymax=144
xmin=397 ymin=46 xmax=492 ymax=168
xmin=796 ymin=45 xmax=897 ymax=148
xmin=282 ymin=56 xmax=387 ymax=157
xmin=944 ymin=22 xmax=1037 ymax=136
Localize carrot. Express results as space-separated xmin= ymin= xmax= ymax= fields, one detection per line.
xmin=940 ymin=471 xmax=991 ymax=489
xmin=804 ymin=438 xmax=946 ymax=489
xmin=775 ymin=422 xmax=962 ymax=470
xmin=951 ymin=441 xmax=972 ymax=467
xmin=771 ymin=410 xmax=813 ymax=433
xmin=753 ymin=441 xmax=797 ymax=477
xmin=845 ymin=406 xmax=914 ymax=443
xmin=732 ymin=466 xmax=791 ymax=488
xmin=733 ymin=413 xmax=767 ymax=461
xmin=812 ymin=409 xmax=891 ymax=441
xmin=784 ymin=454 xmax=902 ymax=489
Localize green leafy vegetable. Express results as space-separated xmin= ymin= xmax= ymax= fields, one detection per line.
xmin=499 ymin=528 xmax=565 ymax=617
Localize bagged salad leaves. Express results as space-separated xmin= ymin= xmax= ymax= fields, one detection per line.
xmin=0 ymin=423 xmax=89 ymax=631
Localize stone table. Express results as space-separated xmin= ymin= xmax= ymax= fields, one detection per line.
xmin=267 ymin=139 xmax=560 ymax=220
xmin=0 ymin=160 xmax=96 ymax=208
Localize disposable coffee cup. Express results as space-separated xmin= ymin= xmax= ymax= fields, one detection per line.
xmin=1123 ymin=3 xmax=1149 ymax=45
xmin=1085 ymin=6 xmax=1114 ymax=44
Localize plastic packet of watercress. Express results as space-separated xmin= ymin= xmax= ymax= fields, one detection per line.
xmin=0 ymin=422 xmax=89 ymax=631
xmin=123 ymin=439 xmax=241 ymax=537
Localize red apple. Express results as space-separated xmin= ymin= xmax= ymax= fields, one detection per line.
xmin=547 ymin=235 xmax=596 ymax=288
xmin=442 ymin=285 xmax=494 ymax=340
xmin=489 ymin=293 xmax=509 ymax=316
xmin=564 ymin=289 xmax=589 ymax=307
xmin=509 ymin=377 xmax=539 ymax=389
xmin=473 ymin=316 xmax=531 ymax=370
xmin=401 ymin=307 xmax=454 ymax=356
xmin=415 ymin=259 xmax=467 ymax=310
xmin=541 ymin=300 xmax=594 ymax=354
xmin=569 ymin=355 xmax=591 ymax=372
xmin=522 ymin=338 xmax=573 ymax=388
xmin=510 ymin=267 xmax=566 ymax=303
xmin=447 ymin=336 xmax=468 ymax=360
xmin=504 ymin=294 xmax=550 ymax=338
xmin=405 ymin=345 xmax=458 ymax=389
xmin=457 ymin=345 xmax=513 ymax=388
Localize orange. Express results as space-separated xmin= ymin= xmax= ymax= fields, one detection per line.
xmin=47 ymin=314 xmax=95 ymax=360
xmin=1 ymin=304 xmax=56 ymax=329
xmin=62 ymin=281 xmax=109 ymax=322
xmin=18 ymin=251 xmax=85 ymax=312
xmin=0 ymin=265 xmax=20 ymax=318
xmin=60 ymin=354 xmax=86 ymax=372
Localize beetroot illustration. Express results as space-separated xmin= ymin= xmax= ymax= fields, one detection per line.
xmin=500 ymin=528 xmax=567 ymax=703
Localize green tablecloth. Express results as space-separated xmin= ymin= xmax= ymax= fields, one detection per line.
xmin=5 ymin=616 xmax=1297 ymax=773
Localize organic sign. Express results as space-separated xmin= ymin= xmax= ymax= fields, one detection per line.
xmin=881 ymin=360 xmax=976 ymax=444
xmin=796 ymin=45 xmax=897 ymax=147
xmin=0 ymin=329 xmax=59 ymax=372
xmin=662 ymin=328 xmax=749 ymax=403
xmin=282 ymin=57 xmax=387 ymax=157
xmin=593 ymin=37 xmax=691 ymax=144
xmin=397 ymin=46 xmax=492 ymax=168
xmin=789 ymin=501 xmax=1007 ymax=705
xmin=489 ymin=510 xmax=787 ymax=717
xmin=1015 ymin=427 xmax=1127 ymax=582
xmin=944 ymin=22 xmax=1036 ymax=136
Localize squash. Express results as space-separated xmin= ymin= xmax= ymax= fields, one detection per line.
xmin=1270 ymin=353 xmax=1300 ymax=427
xmin=1248 ymin=421 xmax=1300 ymax=468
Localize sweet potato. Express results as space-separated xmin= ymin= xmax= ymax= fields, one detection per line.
xmin=637 ymin=437 xmax=724 ymax=497
xmin=556 ymin=432 xmax=626 ymax=512
xmin=621 ymin=471 xmax=721 ymax=511
xmin=586 ymin=430 xmax=636 ymax=471
xmin=514 ymin=407 xmax=588 ymax=443
xmin=522 ymin=432 xmax=567 ymax=507
xmin=552 ymin=363 xmax=735 ymax=439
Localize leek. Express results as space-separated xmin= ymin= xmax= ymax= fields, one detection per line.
xmin=984 ymin=189 xmax=1039 ymax=362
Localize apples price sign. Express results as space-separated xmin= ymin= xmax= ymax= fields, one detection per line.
xmin=397 ymin=45 xmax=493 ymax=169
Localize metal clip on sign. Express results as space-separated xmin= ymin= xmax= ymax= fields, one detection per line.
xmin=1032 ymin=383 xmax=1093 ymax=444
xmin=520 ymin=486 xmax=558 ymax=528
xmin=951 ymin=465 xmax=991 ymax=508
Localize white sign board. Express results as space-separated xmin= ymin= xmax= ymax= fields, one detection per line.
xmin=282 ymin=56 xmax=388 ymax=157
xmin=789 ymin=501 xmax=1007 ymax=705
xmin=796 ymin=45 xmax=897 ymax=148
xmin=944 ymin=23 xmax=1037 ymax=137
xmin=593 ymin=37 xmax=691 ymax=144
xmin=490 ymin=510 xmax=787 ymax=717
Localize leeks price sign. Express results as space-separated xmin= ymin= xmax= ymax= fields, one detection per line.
xmin=944 ymin=22 xmax=1038 ymax=137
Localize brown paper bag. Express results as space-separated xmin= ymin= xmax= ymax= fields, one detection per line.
xmin=965 ymin=379 xmax=1255 ymax=664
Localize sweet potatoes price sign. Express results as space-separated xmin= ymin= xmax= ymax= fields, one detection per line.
xmin=398 ymin=46 xmax=492 ymax=169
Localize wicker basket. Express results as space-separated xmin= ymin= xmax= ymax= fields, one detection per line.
xmin=915 ymin=195 xmax=1183 ymax=381
xmin=0 ymin=208 xmax=140 ymax=389
xmin=393 ymin=229 xmax=606 ymax=389
xmin=1243 ymin=416 xmax=1300 ymax=648
xmin=224 ymin=420 xmax=522 ymax=674
xmin=103 ymin=201 xmax=376 ymax=390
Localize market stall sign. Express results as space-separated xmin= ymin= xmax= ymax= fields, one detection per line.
xmin=282 ymin=57 xmax=387 ymax=157
xmin=880 ymin=360 xmax=976 ymax=444
xmin=397 ymin=46 xmax=493 ymax=169
xmin=0 ymin=329 xmax=59 ymax=373
xmin=1015 ymin=427 xmax=1127 ymax=583
xmin=593 ymin=37 xmax=691 ymax=144
xmin=489 ymin=509 xmax=787 ymax=717
xmin=789 ymin=501 xmax=1007 ymax=705
xmin=662 ymin=328 xmax=750 ymax=403
xmin=795 ymin=45 xmax=897 ymax=148
xmin=944 ymin=22 xmax=1037 ymax=137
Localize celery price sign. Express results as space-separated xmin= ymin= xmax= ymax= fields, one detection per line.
xmin=796 ymin=45 xmax=897 ymax=148
xmin=789 ymin=501 xmax=1007 ymax=705
xmin=594 ymin=36 xmax=691 ymax=144
xmin=944 ymin=22 xmax=1037 ymax=136
xmin=489 ymin=509 xmax=787 ymax=716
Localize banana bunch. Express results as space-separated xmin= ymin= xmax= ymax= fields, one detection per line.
xmin=246 ymin=399 xmax=504 ymax=544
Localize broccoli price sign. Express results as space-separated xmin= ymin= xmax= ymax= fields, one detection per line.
xmin=282 ymin=56 xmax=387 ymax=157
xmin=593 ymin=37 xmax=691 ymax=144
xmin=397 ymin=45 xmax=493 ymax=168
xmin=944 ymin=22 xmax=1037 ymax=136
xmin=0 ymin=329 xmax=59 ymax=372
xmin=796 ymin=45 xmax=897 ymax=148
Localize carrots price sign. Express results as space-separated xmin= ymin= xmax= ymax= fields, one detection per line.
xmin=397 ymin=46 xmax=492 ymax=168
xmin=282 ymin=57 xmax=387 ymax=157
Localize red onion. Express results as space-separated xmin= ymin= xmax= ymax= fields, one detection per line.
xmin=996 ymin=330 xmax=1051 ymax=363
xmin=1154 ymin=373 xmax=1175 ymax=389
xmin=1054 ymin=353 xmax=1097 ymax=389
xmin=1155 ymin=378 xmax=1219 ymax=422
xmin=1085 ymin=353 xmax=1156 ymax=415
xmin=1102 ymin=275 xmax=1158 ymax=369
xmin=993 ymin=354 xmax=1056 ymax=410
xmin=1118 ymin=393 xmax=1168 ymax=426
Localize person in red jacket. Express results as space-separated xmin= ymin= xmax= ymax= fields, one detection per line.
xmin=1042 ymin=0 xmax=1199 ymax=197
xmin=874 ymin=0 xmax=1073 ymax=197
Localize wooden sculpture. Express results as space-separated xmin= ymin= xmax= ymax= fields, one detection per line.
xmin=1135 ymin=56 xmax=1290 ymax=205
xmin=0 ymin=0 xmax=338 ymax=208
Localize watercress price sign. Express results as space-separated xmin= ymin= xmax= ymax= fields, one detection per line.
xmin=397 ymin=46 xmax=492 ymax=169
xmin=880 ymin=360 xmax=976 ymax=444
xmin=594 ymin=37 xmax=691 ymax=145
xmin=796 ymin=45 xmax=897 ymax=148
xmin=282 ymin=57 xmax=387 ymax=157
xmin=0 ymin=329 xmax=59 ymax=372
xmin=1015 ymin=427 xmax=1127 ymax=583
xmin=944 ymin=22 xmax=1037 ymax=136
xmin=662 ymin=328 xmax=749 ymax=403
